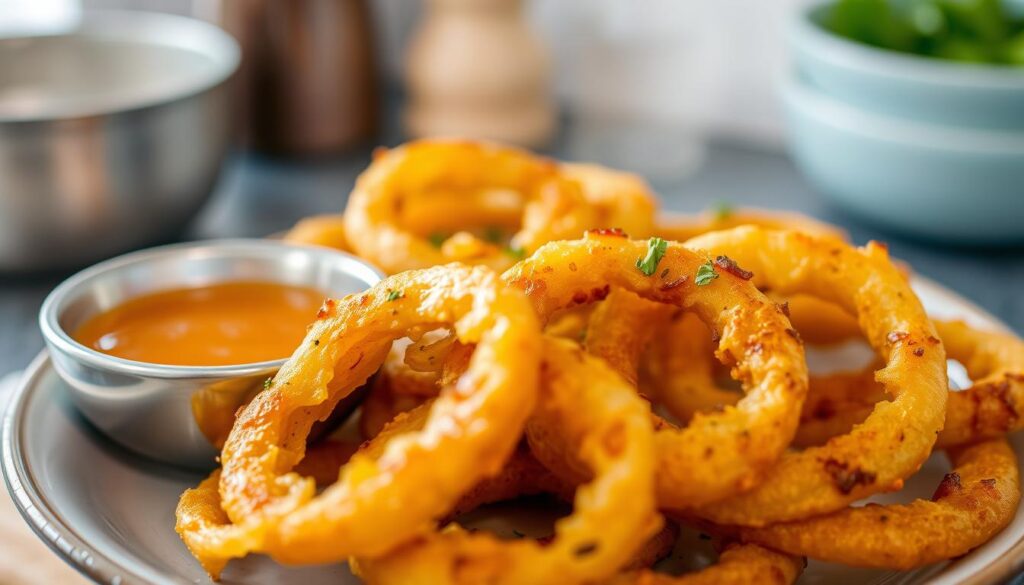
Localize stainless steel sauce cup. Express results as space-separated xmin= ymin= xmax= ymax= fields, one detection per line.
xmin=39 ymin=239 xmax=383 ymax=469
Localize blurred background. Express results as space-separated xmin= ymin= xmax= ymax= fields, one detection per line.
xmin=1 ymin=0 xmax=1023 ymax=364
xmin=0 ymin=0 xmax=797 ymax=172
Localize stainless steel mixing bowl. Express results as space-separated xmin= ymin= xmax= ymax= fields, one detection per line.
xmin=0 ymin=11 xmax=240 ymax=271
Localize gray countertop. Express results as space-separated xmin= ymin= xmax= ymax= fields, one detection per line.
xmin=1 ymin=138 xmax=1022 ymax=379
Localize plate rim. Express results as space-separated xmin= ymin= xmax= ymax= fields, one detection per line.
xmin=2 ymin=350 xmax=155 ymax=585
xmin=2 ymin=275 xmax=1022 ymax=585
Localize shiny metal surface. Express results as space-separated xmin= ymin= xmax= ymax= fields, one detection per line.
xmin=38 ymin=239 xmax=383 ymax=469
xmin=0 ymin=11 xmax=240 ymax=271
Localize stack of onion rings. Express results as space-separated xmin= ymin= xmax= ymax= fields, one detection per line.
xmin=504 ymin=233 xmax=809 ymax=509
xmin=174 ymin=139 xmax=1024 ymax=584
xmin=354 ymin=336 xmax=661 ymax=585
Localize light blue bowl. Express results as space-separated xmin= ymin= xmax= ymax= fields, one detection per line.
xmin=791 ymin=2 xmax=1024 ymax=130
xmin=783 ymin=77 xmax=1024 ymax=244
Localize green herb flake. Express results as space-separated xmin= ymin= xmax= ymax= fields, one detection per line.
xmin=710 ymin=200 xmax=734 ymax=222
xmin=263 ymin=377 xmax=273 ymax=390
xmin=386 ymin=289 xmax=404 ymax=302
xmin=635 ymin=237 xmax=668 ymax=276
xmin=427 ymin=232 xmax=447 ymax=248
xmin=695 ymin=260 xmax=719 ymax=286
xmin=482 ymin=226 xmax=504 ymax=244
xmin=505 ymin=246 xmax=527 ymax=260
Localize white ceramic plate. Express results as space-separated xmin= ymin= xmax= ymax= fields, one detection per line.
xmin=3 ymin=276 xmax=1024 ymax=585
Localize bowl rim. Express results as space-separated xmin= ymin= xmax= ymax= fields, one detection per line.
xmin=792 ymin=0 xmax=1024 ymax=90
xmin=38 ymin=238 xmax=385 ymax=381
xmin=782 ymin=75 xmax=1024 ymax=153
xmin=0 ymin=10 xmax=241 ymax=123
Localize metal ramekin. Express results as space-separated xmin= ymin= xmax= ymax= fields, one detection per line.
xmin=39 ymin=239 xmax=383 ymax=469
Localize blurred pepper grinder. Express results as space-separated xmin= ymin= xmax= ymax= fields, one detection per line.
xmin=404 ymin=0 xmax=555 ymax=148
xmin=198 ymin=0 xmax=378 ymax=155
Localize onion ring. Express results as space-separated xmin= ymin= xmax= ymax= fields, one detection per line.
xmin=635 ymin=298 xmax=859 ymax=424
xmin=354 ymin=336 xmax=660 ymax=585
xmin=544 ymin=304 xmax=596 ymax=342
xmin=360 ymin=375 xmax=430 ymax=440
xmin=778 ymin=294 xmax=862 ymax=346
xmin=363 ymin=418 xmax=679 ymax=572
xmin=796 ymin=320 xmax=1024 ymax=449
xmin=283 ymin=214 xmax=351 ymax=251
xmin=292 ymin=440 xmax=361 ymax=486
xmin=176 ymin=470 xmax=258 ymax=577
xmin=634 ymin=310 xmax=879 ymax=433
xmin=177 ymin=264 xmax=541 ymax=575
xmin=638 ymin=311 xmax=737 ymax=424
xmin=681 ymin=227 xmax=947 ymax=526
xmin=560 ymin=162 xmax=657 ymax=237
xmin=189 ymin=378 xmax=263 ymax=450
xmin=609 ymin=543 xmax=804 ymax=585
xmin=345 ymin=141 xmax=578 ymax=271
xmin=791 ymin=366 xmax=884 ymax=448
xmin=449 ymin=446 xmax=572 ymax=518
xmin=936 ymin=320 xmax=1024 ymax=447
xmin=738 ymin=439 xmax=1020 ymax=569
xmin=357 ymin=336 xmax=454 ymax=438
xmin=582 ymin=288 xmax=672 ymax=387
xmin=450 ymin=447 xmax=678 ymax=574
xmin=503 ymin=233 xmax=808 ymax=509
xmin=451 ymin=446 xmax=680 ymax=574
xmin=343 ymin=140 xmax=601 ymax=274
xmin=655 ymin=208 xmax=846 ymax=243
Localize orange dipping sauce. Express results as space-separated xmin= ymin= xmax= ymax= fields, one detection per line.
xmin=73 ymin=281 xmax=326 ymax=366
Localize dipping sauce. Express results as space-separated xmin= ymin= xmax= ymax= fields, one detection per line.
xmin=73 ymin=281 xmax=325 ymax=366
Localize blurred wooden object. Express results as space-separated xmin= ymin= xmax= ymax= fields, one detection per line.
xmin=202 ymin=0 xmax=378 ymax=155
xmin=1 ymin=490 xmax=86 ymax=584
xmin=403 ymin=0 xmax=555 ymax=147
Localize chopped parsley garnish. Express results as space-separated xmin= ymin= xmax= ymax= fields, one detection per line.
xmin=482 ymin=226 xmax=504 ymax=244
xmin=695 ymin=260 xmax=719 ymax=286
xmin=710 ymin=200 xmax=734 ymax=222
xmin=263 ymin=377 xmax=272 ymax=390
xmin=635 ymin=237 xmax=668 ymax=276
xmin=427 ymin=232 xmax=447 ymax=248
xmin=386 ymin=289 xmax=404 ymax=302
xmin=505 ymin=246 xmax=526 ymax=260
